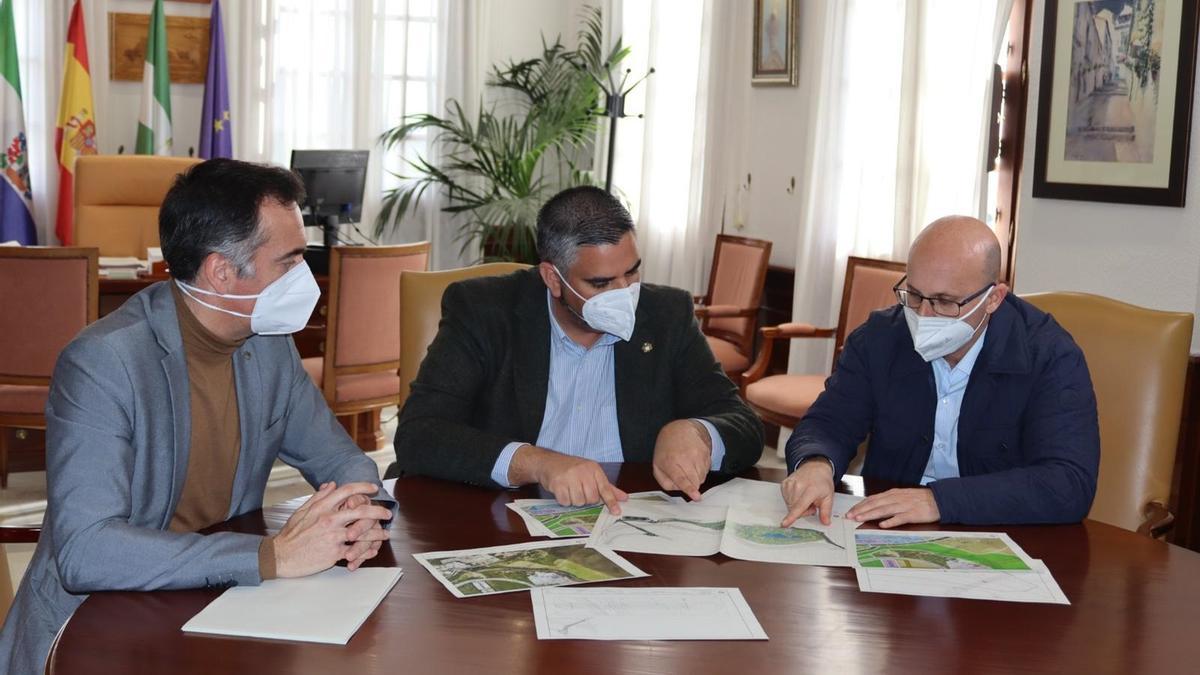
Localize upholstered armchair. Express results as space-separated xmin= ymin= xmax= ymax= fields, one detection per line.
xmin=1024 ymin=292 xmax=1192 ymax=537
xmin=694 ymin=235 xmax=772 ymax=379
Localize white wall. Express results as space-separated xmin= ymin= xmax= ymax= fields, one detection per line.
xmin=1014 ymin=0 xmax=1200 ymax=352
xmin=82 ymin=0 xmax=220 ymax=158
xmin=707 ymin=1 xmax=808 ymax=268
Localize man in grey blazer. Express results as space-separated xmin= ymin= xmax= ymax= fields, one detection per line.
xmin=0 ymin=159 xmax=393 ymax=673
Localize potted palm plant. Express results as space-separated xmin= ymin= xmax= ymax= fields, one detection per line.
xmin=375 ymin=7 xmax=629 ymax=263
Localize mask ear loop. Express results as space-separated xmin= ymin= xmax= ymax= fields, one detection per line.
xmin=552 ymin=266 xmax=591 ymax=325
xmin=175 ymin=280 xmax=255 ymax=318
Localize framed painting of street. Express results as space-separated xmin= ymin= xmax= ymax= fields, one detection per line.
xmin=1033 ymin=0 xmax=1200 ymax=206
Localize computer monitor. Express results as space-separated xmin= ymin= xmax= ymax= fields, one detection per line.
xmin=290 ymin=148 xmax=369 ymax=228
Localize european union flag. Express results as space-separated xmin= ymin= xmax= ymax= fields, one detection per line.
xmin=198 ymin=0 xmax=231 ymax=159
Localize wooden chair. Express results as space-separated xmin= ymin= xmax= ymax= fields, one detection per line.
xmin=0 ymin=247 xmax=99 ymax=488
xmin=398 ymin=262 xmax=530 ymax=407
xmin=74 ymin=155 xmax=200 ymax=255
xmin=300 ymin=243 xmax=430 ymax=450
xmin=1023 ymin=292 xmax=1192 ymax=537
xmin=741 ymin=256 xmax=906 ymax=429
xmin=694 ymin=235 xmax=772 ymax=379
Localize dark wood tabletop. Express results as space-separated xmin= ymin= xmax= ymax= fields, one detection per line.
xmin=47 ymin=466 xmax=1200 ymax=674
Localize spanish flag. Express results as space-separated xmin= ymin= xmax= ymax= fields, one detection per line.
xmin=55 ymin=0 xmax=96 ymax=245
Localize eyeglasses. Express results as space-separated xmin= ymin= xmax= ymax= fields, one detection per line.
xmin=892 ymin=276 xmax=994 ymax=318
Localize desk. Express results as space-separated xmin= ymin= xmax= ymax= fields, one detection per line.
xmin=48 ymin=467 xmax=1200 ymax=674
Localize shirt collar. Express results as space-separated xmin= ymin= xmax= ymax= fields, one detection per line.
xmin=545 ymin=289 xmax=620 ymax=350
xmin=938 ymin=326 xmax=988 ymax=376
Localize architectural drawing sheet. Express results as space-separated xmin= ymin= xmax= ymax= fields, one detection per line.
xmin=847 ymin=526 xmax=1070 ymax=604
xmin=855 ymin=560 xmax=1070 ymax=604
xmin=530 ymin=587 xmax=769 ymax=640
xmin=414 ymin=539 xmax=648 ymax=598
xmin=700 ymin=477 xmax=864 ymax=516
xmin=587 ymin=500 xmax=858 ymax=566
xmin=506 ymin=491 xmax=683 ymax=538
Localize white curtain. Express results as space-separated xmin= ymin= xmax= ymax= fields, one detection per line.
xmin=788 ymin=0 xmax=1012 ymax=375
xmin=611 ymin=0 xmax=715 ymax=292
xmin=234 ymin=0 xmax=471 ymax=267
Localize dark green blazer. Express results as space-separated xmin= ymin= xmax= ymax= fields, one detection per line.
xmin=389 ymin=268 xmax=763 ymax=487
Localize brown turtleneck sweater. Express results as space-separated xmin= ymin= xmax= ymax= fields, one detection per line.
xmin=169 ymin=283 xmax=276 ymax=579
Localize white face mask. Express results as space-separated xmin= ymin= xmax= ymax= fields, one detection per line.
xmin=903 ymin=286 xmax=993 ymax=362
xmin=176 ymin=260 xmax=321 ymax=336
xmin=553 ymin=266 xmax=641 ymax=341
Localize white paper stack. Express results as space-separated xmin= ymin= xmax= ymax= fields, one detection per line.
xmin=182 ymin=566 xmax=403 ymax=644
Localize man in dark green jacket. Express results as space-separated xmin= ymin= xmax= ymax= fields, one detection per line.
xmin=390 ymin=187 xmax=763 ymax=511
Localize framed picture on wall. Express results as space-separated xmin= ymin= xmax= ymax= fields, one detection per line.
xmin=1033 ymin=0 xmax=1200 ymax=206
xmin=752 ymin=0 xmax=798 ymax=86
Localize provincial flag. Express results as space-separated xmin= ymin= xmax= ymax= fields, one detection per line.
xmin=0 ymin=0 xmax=36 ymax=244
xmin=135 ymin=0 xmax=172 ymax=156
xmin=55 ymin=0 xmax=97 ymax=246
xmin=198 ymin=0 xmax=231 ymax=159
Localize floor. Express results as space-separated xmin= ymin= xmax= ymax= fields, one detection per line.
xmin=3 ymin=412 xmax=786 ymax=590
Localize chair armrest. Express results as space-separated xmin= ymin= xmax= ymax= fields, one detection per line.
xmin=760 ymin=323 xmax=835 ymax=339
xmin=741 ymin=323 xmax=836 ymax=392
xmin=695 ymin=304 xmax=758 ymax=319
xmin=1137 ymin=501 xmax=1174 ymax=539
xmin=0 ymin=526 xmax=41 ymax=544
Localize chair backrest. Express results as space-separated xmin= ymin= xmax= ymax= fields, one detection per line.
xmin=702 ymin=235 xmax=772 ymax=355
xmin=832 ymin=256 xmax=907 ymax=366
xmin=0 ymin=247 xmax=99 ymax=385
xmin=74 ymin=155 xmax=201 ymax=257
xmin=1023 ymin=292 xmax=1192 ymax=532
xmin=398 ymin=262 xmax=530 ymax=405
xmin=323 ymin=243 xmax=431 ymax=402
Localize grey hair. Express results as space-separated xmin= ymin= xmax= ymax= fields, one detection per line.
xmin=210 ymin=223 xmax=268 ymax=279
xmin=537 ymin=186 xmax=635 ymax=270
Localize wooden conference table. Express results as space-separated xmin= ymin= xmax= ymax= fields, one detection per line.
xmin=48 ymin=466 xmax=1200 ymax=674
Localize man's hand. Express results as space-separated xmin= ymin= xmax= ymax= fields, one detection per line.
xmin=781 ymin=458 xmax=835 ymax=527
xmin=845 ymin=488 xmax=940 ymax=528
xmin=510 ymin=446 xmax=628 ymax=514
xmin=652 ymin=419 xmax=712 ymax=501
xmin=337 ymin=492 xmax=389 ymax=571
xmin=272 ymin=482 xmax=393 ymax=578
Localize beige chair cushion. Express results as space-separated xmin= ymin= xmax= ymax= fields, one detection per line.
xmin=706 ymin=336 xmax=750 ymax=374
xmin=745 ymin=374 xmax=826 ymax=420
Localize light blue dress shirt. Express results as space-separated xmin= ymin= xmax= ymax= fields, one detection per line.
xmin=920 ymin=328 xmax=987 ymax=485
xmin=490 ymin=291 xmax=726 ymax=487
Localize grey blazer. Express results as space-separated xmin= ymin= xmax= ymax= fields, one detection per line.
xmin=0 ymin=282 xmax=390 ymax=674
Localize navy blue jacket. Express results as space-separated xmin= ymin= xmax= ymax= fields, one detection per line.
xmin=786 ymin=294 xmax=1099 ymax=524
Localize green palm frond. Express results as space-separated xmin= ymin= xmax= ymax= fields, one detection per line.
xmin=376 ymin=5 xmax=629 ymax=263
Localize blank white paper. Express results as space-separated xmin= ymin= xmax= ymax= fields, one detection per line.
xmin=530 ymin=587 xmax=769 ymax=640
xmin=182 ymin=566 xmax=403 ymax=644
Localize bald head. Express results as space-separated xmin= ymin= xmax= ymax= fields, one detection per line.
xmin=909 ymin=215 xmax=1001 ymax=287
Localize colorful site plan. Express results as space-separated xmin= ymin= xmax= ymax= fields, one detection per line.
xmin=413 ymin=539 xmax=648 ymax=598
xmin=852 ymin=531 xmax=1034 ymax=570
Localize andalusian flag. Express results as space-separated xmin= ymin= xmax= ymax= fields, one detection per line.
xmin=55 ymin=0 xmax=97 ymax=246
xmin=0 ymin=0 xmax=36 ymax=244
xmin=135 ymin=0 xmax=172 ymax=156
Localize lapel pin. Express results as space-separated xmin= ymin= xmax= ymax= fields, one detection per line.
xmin=642 ymin=342 xmax=653 ymax=353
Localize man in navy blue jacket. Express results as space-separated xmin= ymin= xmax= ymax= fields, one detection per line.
xmin=782 ymin=216 xmax=1099 ymax=527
